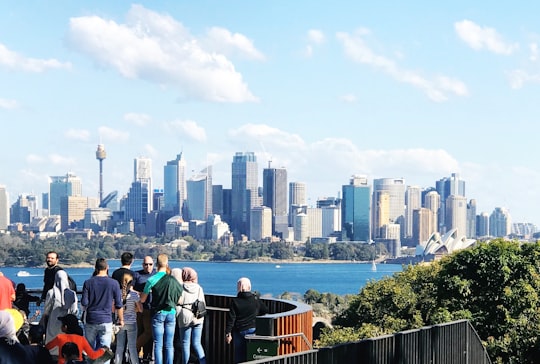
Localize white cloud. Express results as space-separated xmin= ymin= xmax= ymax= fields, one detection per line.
xmin=124 ymin=112 xmax=151 ymax=126
xmin=507 ymin=69 xmax=540 ymax=89
xmin=0 ymin=98 xmax=19 ymax=110
xmin=64 ymin=128 xmax=91 ymax=141
xmin=307 ymin=29 xmax=326 ymax=45
xmin=336 ymin=29 xmax=468 ymax=102
xmin=26 ymin=154 xmax=44 ymax=163
xmin=341 ymin=93 xmax=358 ymax=103
xmin=49 ymin=153 xmax=76 ymax=166
xmin=165 ymin=120 xmax=207 ymax=142
xmin=529 ymin=42 xmax=539 ymax=62
xmin=202 ymin=27 xmax=265 ymax=61
xmin=66 ymin=4 xmax=259 ymax=103
xmin=0 ymin=43 xmax=71 ymax=72
xmin=98 ymin=126 xmax=130 ymax=142
xmin=454 ymin=20 xmax=518 ymax=55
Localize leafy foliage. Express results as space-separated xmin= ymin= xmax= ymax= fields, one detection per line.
xmin=330 ymin=239 xmax=540 ymax=364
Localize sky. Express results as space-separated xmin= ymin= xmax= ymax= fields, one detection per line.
xmin=1 ymin=1 xmax=539 ymax=225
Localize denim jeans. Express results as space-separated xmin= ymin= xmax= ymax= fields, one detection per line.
xmin=114 ymin=322 xmax=139 ymax=364
xmin=179 ymin=324 xmax=206 ymax=364
xmin=233 ymin=327 xmax=255 ymax=364
xmin=152 ymin=312 xmax=176 ymax=364
xmin=84 ymin=322 xmax=113 ymax=364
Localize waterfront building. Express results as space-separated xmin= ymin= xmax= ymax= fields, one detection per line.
xmin=489 ymin=207 xmax=512 ymax=237
xmin=231 ymin=152 xmax=259 ymax=238
xmin=342 ymin=175 xmax=371 ymax=242
xmin=289 ymin=182 xmax=306 ymax=226
xmin=250 ymin=206 xmax=272 ymax=241
xmin=321 ymin=205 xmax=341 ymax=238
xmin=263 ymin=165 xmax=288 ymax=236
xmin=163 ymin=153 xmax=187 ymax=215
xmin=413 ymin=207 xmax=436 ymax=245
xmin=306 ymin=207 xmax=323 ymax=239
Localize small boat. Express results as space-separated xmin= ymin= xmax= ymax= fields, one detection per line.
xmin=16 ymin=270 xmax=31 ymax=277
xmin=371 ymin=261 xmax=377 ymax=272
xmin=275 ymin=265 xmax=281 ymax=269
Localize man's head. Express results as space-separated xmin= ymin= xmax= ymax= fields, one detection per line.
xmin=46 ymin=251 xmax=59 ymax=268
xmin=156 ymin=254 xmax=168 ymax=270
xmin=94 ymin=258 xmax=108 ymax=273
xmin=142 ymin=256 xmax=154 ymax=273
xmin=61 ymin=342 xmax=80 ymax=360
xmin=120 ymin=252 xmax=134 ymax=266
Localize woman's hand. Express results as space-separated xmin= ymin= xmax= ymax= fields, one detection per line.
xmin=225 ymin=333 xmax=232 ymax=344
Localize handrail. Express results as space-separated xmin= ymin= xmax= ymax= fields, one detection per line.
xmin=245 ymin=333 xmax=313 ymax=350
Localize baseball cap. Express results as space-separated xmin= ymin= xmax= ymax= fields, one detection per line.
xmin=58 ymin=314 xmax=79 ymax=328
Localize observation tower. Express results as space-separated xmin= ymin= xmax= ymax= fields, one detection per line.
xmin=96 ymin=144 xmax=106 ymax=205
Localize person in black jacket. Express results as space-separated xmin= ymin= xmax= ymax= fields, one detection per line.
xmin=40 ymin=251 xmax=63 ymax=305
xmin=225 ymin=277 xmax=268 ymax=364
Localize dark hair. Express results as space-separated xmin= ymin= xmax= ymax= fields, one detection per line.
xmin=94 ymin=258 xmax=108 ymax=271
xmin=16 ymin=283 xmax=26 ymax=293
xmin=61 ymin=342 xmax=80 ymax=359
xmin=120 ymin=252 xmax=134 ymax=265
xmin=46 ymin=251 xmax=58 ymax=258
xmin=28 ymin=324 xmax=45 ymax=344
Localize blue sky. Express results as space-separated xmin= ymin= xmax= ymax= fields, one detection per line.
xmin=1 ymin=1 xmax=539 ymax=225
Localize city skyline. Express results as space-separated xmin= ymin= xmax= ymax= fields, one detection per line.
xmin=1 ymin=2 xmax=540 ymax=224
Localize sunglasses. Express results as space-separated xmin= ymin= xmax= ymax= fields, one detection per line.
xmin=143 ymin=263 xmax=153 ymax=266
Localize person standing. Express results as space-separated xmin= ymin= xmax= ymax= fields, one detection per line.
xmin=140 ymin=254 xmax=182 ymax=364
xmin=42 ymin=270 xmax=78 ymax=349
xmin=135 ymin=255 xmax=156 ymax=363
xmin=111 ymin=252 xmax=135 ymax=287
xmin=14 ymin=283 xmax=40 ymax=316
xmin=0 ymin=271 xmax=15 ymax=310
xmin=225 ymin=277 xmax=269 ymax=364
xmin=174 ymin=267 xmax=207 ymax=364
xmin=81 ymin=258 xmax=123 ymax=364
xmin=114 ymin=271 xmax=141 ymax=364
xmin=40 ymin=251 xmax=63 ymax=305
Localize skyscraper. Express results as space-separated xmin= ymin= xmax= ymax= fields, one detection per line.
xmin=263 ymin=165 xmax=288 ymax=236
xmin=289 ymin=182 xmax=306 ymax=227
xmin=163 ymin=153 xmax=187 ymax=215
xmin=133 ymin=157 xmax=153 ymax=214
xmin=436 ymin=173 xmax=465 ymax=233
xmin=405 ymin=185 xmax=421 ymax=240
xmin=186 ymin=166 xmax=213 ymax=221
xmin=466 ymin=199 xmax=477 ymax=238
xmin=250 ymin=206 xmax=272 ymax=241
xmin=489 ymin=207 xmax=511 ymax=237
xmin=231 ymin=152 xmax=259 ymax=237
xmin=445 ymin=195 xmax=467 ymax=236
xmin=49 ymin=173 xmax=82 ymax=216
xmin=372 ymin=178 xmax=406 ymax=239
xmin=423 ymin=191 xmax=440 ymax=234
xmin=476 ymin=212 xmax=490 ymax=237
xmin=341 ymin=175 xmax=371 ymax=242
xmin=0 ymin=185 xmax=9 ymax=230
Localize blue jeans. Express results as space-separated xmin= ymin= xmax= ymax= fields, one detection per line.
xmin=179 ymin=324 xmax=206 ymax=364
xmin=84 ymin=322 xmax=113 ymax=364
xmin=233 ymin=327 xmax=255 ymax=364
xmin=152 ymin=312 xmax=176 ymax=364
xmin=114 ymin=323 xmax=139 ymax=364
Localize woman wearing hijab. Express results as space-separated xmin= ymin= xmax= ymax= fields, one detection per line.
xmin=174 ymin=267 xmax=207 ymax=364
xmin=42 ymin=270 xmax=78 ymax=352
xmin=0 ymin=310 xmax=32 ymax=364
xmin=225 ymin=277 xmax=269 ymax=364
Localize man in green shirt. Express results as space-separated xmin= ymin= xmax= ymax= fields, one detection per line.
xmin=140 ymin=254 xmax=182 ymax=364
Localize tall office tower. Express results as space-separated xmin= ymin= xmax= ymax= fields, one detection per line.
xmin=436 ymin=173 xmax=465 ymax=233
xmin=306 ymin=207 xmax=323 ymax=239
xmin=60 ymin=196 xmax=98 ymax=231
xmin=263 ymin=165 xmax=288 ymax=236
xmin=476 ymin=212 xmax=489 ymax=237
xmin=49 ymin=173 xmax=82 ymax=216
xmin=125 ymin=180 xmax=150 ymax=233
xmin=0 ymin=185 xmax=9 ymax=230
xmin=294 ymin=212 xmax=308 ymax=242
xmin=413 ymin=208 xmax=436 ymax=244
xmin=466 ymin=199 xmax=477 ymax=238
xmin=186 ymin=166 xmax=213 ymax=221
xmin=405 ymin=185 xmax=421 ymax=240
xmin=317 ymin=197 xmax=341 ymax=208
xmin=372 ymin=190 xmax=390 ymax=238
xmin=42 ymin=192 xmax=49 ymax=216
xmin=163 ymin=153 xmax=187 ymax=215
xmin=231 ymin=152 xmax=258 ymax=237
xmin=222 ymin=188 xmax=232 ymax=224
xmin=10 ymin=194 xmax=38 ymax=223
xmin=372 ymin=178 xmax=405 ymax=239
xmin=288 ymin=182 xmax=306 ymax=226
xmin=212 ymin=185 xmax=224 ymax=217
xmin=322 ymin=205 xmax=341 ymax=238
xmin=250 ymin=206 xmax=272 ymax=241
xmin=445 ymin=195 xmax=467 ymax=236
xmin=423 ymin=191 xmax=440 ymax=233
xmin=380 ymin=223 xmax=401 ymax=257
xmin=341 ymin=175 xmax=371 ymax=242
xmin=489 ymin=207 xmax=512 ymax=237
xmin=134 ymin=157 xmax=153 ymax=214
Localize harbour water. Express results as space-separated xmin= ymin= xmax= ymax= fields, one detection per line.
xmin=2 ymin=261 xmax=403 ymax=297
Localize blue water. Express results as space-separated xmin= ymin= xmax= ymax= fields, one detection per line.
xmin=2 ymin=261 xmax=403 ymax=297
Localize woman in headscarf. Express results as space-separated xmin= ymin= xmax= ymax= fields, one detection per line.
xmin=42 ymin=270 xmax=78 ymax=352
xmin=0 ymin=310 xmax=32 ymax=363
xmin=174 ymin=267 xmax=207 ymax=364
xmin=225 ymin=277 xmax=269 ymax=364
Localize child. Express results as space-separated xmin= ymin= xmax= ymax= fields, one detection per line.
xmin=61 ymin=342 xmax=87 ymax=364
xmin=14 ymin=283 xmax=40 ymax=317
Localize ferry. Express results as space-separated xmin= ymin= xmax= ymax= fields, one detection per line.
xmin=16 ymin=270 xmax=31 ymax=277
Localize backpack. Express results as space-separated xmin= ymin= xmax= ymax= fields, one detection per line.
xmin=67 ymin=275 xmax=77 ymax=291
xmin=191 ymin=298 xmax=207 ymax=319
